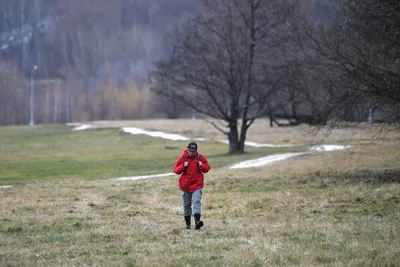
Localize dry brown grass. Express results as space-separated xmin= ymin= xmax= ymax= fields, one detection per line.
xmin=1 ymin=141 xmax=399 ymax=266
xmin=1 ymin=121 xmax=399 ymax=266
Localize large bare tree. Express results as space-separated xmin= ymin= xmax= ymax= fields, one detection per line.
xmin=151 ymin=0 xmax=293 ymax=153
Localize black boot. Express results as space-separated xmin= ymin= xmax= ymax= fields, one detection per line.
xmin=194 ymin=214 xmax=204 ymax=230
xmin=184 ymin=216 xmax=191 ymax=229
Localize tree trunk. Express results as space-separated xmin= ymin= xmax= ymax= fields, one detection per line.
xmin=227 ymin=121 xmax=248 ymax=154
xmin=238 ymin=122 xmax=249 ymax=153
xmin=269 ymin=116 xmax=274 ymax=127
xmin=65 ymin=84 xmax=70 ymax=122
xmin=53 ymin=89 xmax=58 ymax=123
xmin=46 ymin=82 xmax=50 ymax=124
xmin=228 ymin=122 xmax=240 ymax=154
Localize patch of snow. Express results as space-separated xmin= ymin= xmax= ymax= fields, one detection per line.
xmin=229 ymin=144 xmax=352 ymax=169
xmin=310 ymin=145 xmax=352 ymax=152
xmin=0 ymin=185 xmax=12 ymax=189
xmin=121 ymin=127 xmax=190 ymax=141
xmin=229 ymin=152 xmax=309 ymax=169
xmin=217 ymin=139 xmax=295 ymax=147
xmin=111 ymin=173 xmax=176 ymax=181
xmin=72 ymin=124 xmax=92 ymax=131
xmin=244 ymin=141 xmax=295 ymax=147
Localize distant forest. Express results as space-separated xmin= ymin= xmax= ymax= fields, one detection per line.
xmin=0 ymin=0 xmax=398 ymax=127
xmin=0 ymin=0 xmax=200 ymax=124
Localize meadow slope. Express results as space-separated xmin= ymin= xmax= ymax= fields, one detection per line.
xmin=0 ymin=120 xmax=399 ymax=266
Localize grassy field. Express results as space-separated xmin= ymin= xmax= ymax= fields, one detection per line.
xmin=0 ymin=124 xmax=304 ymax=185
xmin=0 ymin=120 xmax=399 ymax=266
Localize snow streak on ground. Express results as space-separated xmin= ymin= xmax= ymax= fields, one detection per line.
xmin=228 ymin=144 xmax=353 ymax=169
xmin=0 ymin=185 xmax=12 ymax=189
xmin=72 ymin=124 xmax=92 ymax=131
xmin=113 ymin=173 xmax=176 ymax=181
xmin=229 ymin=152 xmax=309 ymax=169
xmin=217 ymin=139 xmax=296 ymax=148
xmin=310 ymin=144 xmax=353 ymax=151
xmin=121 ymin=127 xmax=205 ymax=141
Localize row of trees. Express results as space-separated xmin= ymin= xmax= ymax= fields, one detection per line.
xmin=0 ymin=0 xmax=197 ymax=124
xmin=0 ymin=0 xmax=198 ymax=78
xmin=151 ymin=0 xmax=400 ymax=153
xmin=0 ymin=62 xmax=184 ymax=125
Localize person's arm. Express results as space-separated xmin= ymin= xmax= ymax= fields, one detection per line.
xmin=199 ymin=154 xmax=211 ymax=173
xmin=174 ymin=156 xmax=185 ymax=174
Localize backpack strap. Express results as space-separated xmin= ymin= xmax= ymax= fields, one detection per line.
xmin=183 ymin=156 xmax=188 ymax=172
xmin=182 ymin=154 xmax=201 ymax=172
xmin=197 ymin=153 xmax=201 ymax=168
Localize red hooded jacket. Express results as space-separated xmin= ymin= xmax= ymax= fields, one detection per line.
xmin=174 ymin=148 xmax=211 ymax=192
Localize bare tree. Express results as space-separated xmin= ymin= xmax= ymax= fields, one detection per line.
xmin=151 ymin=0 xmax=293 ymax=153
xmin=295 ymin=0 xmax=400 ymax=126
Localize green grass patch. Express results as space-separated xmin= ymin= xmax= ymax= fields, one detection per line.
xmin=0 ymin=125 xmax=304 ymax=185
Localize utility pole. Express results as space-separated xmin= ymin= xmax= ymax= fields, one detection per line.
xmin=368 ymin=107 xmax=373 ymax=123
xmin=29 ymin=65 xmax=38 ymax=126
xmin=192 ymin=109 xmax=196 ymax=120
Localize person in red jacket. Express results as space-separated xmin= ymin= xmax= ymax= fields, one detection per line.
xmin=174 ymin=141 xmax=211 ymax=229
